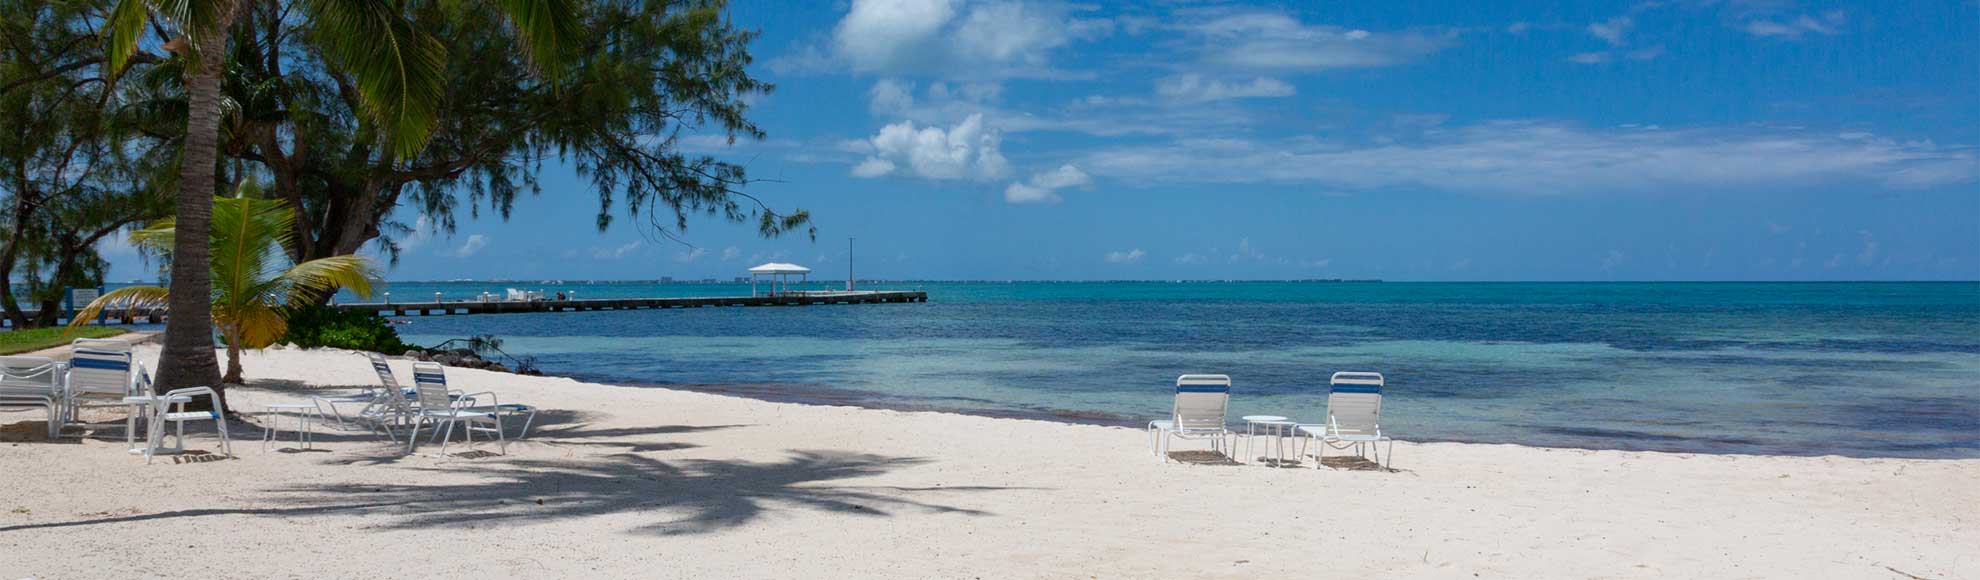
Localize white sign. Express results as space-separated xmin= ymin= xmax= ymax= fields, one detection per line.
xmin=69 ymin=288 xmax=100 ymax=309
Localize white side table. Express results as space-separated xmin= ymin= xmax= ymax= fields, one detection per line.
xmin=121 ymin=394 xmax=192 ymax=456
xmin=1242 ymin=415 xmax=1297 ymax=466
xmin=262 ymin=403 xmax=322 ymax=450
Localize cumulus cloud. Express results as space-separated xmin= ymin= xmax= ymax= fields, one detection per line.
xmin=868 ymin=79 xmax=918 ymax=114
xmin=1588 ymin=16 xmax=1631 ymax=47
xmin=852 ymin=113 xmax=1010 ymax=180
xmin=721 ymin=246 xmax=742 ymax=261
xmin=1003 ymin=164 xmax=1092 ymax=204
xmin=1188 ymin=11 xmax=1448 ymax=71
xmin=452 ymin=235 xmax=488 ymax=258
xmin=1155 ymin=74 xmax=1296 ymax=102
xmin=1745 ymin=11 xmax=1845 ymax=39
xmin=824 ymin=0 xmax=1105 ymax=78
xmin=593 ymin=240 xmax=643 ymax=260
xmin=1081 ymin=122 xmax=1979 ymax=195
xmin=1173 ymin=252 xmax=1209 ymax=265
xmin=398 ymin=215 xmax=433 ymax=252
xmin=1105 ymin=249 xmax=1146 ymax=263
xmin=675 ymin=247 xmax=709 ymax=263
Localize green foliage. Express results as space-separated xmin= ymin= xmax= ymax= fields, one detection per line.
xmin=278 ymin=306 xmax=410 ymax=354
xmin=0 ymin=326 xmax=124 ymax=355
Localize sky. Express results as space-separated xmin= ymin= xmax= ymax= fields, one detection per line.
xmin=103 ymin=0 xmax=1980 ymax=282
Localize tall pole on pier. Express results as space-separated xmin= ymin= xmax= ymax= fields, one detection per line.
xmin=847 ymin=236 xmax=856 ymax=292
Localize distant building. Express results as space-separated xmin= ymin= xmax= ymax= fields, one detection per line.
xmin=660 ymin=276 xmax=674 ymax=284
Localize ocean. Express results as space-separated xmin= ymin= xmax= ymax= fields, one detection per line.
xmin=346 ymin=281 xmax=1978 ymax=459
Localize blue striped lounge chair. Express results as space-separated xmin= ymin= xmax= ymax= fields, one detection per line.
xmin=1146 ymin=374 xmax=1235 ymax=463
xmin=1296 ymin=372 xmax=1394 ymax=470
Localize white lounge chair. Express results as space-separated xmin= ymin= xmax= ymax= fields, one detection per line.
xmin=1147 ymin=374 xmax=1235 ymax=463
xmin=404 ymin=361 xmax=506 ymax=454
xmin=320 ymin=352 xmax=415 ymax=442
xmin=63 ymin=346 xmax=140 ymax=435
xmin=1297 ymin=372 xmax=1394 ymax=470
xmin=411 ymin=362 xmax=536 ymax=439
xmin=0 ymin=356 xmax=65 ymax=440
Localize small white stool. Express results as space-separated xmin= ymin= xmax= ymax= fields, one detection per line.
xmin=262 ymin=403 xmax=321 ymax=450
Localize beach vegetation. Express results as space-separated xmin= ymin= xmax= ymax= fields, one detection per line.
xmin=69 ymin=186 xmax=379 ymax=387
xmin=0 ymin=326 xmax=126 ymax=356
xmin=279 ymin=307 xmax=412 ymax=355
xmin=0 ymin=0 xmax=175 ymax=329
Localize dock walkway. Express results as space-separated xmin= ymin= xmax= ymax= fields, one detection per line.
xmin=333 ymin=290 xmax=927 ymax=317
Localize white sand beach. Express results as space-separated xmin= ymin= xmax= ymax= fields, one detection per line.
xmin=2 ymin=345 xmax=1975 ymax=579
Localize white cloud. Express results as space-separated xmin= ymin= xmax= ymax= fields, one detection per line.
xmin=1588 ymin=16 xmax=1631 ymax=47
xmin=1003 ymin=164 xmax=1091 ymax=204
xmin=452 ymin=235 xmax=488 ymax=258
xmin=1229 ymin=238 xmax=1265 ymax=263
xmin=1745 ymin=12 xmax=1845 ymax=39
xmin=593 ymin=240 xmax=643 ymax=260
xmin=1173 ymin=252 xmax=1209 ymax=265
xmin=398 ymin=215 xmax=433 ymax=252
xmin=1155 ymin=74 xmax=1296 ymax=102
xmin=1104 ymin=249 xmax=1146 ymax=263
xmin=1030 ymin=164 xmax=1091 ymax=189
xmin=851 ymin=158 xmax=898 ymax=178
xmin=868 ymin=79 xmax=918 ymax=114
xmin=1626 ymin=45 xmax=1665 ymax=61
xmin=825 ymin=0 xmax=1103 ymax=78
xmin=1568 ymin=52 xmax=1610 ymax=64
xmin=1081 ymin=122 xmax=1980 ymax=195
xmin=721 ymin=246 xmax=742 ymax=261
xmin=1003 ymin=183 xmax=1058 ymax=204
xmin=674 ymin=247 xmax=709 ymax=263
xmin=1855 ymin=230 xmax=1879 ymax=266
xmin=1189 ymin=11 xmax=1448 ymax=71
xmin=852 ymin=113 xmax=1010 ymax=180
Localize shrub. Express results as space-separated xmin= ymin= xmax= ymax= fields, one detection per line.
xmin=280 ymin=306 xmax=412 ymax=354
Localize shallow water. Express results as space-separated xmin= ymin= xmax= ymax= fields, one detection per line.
xmin=364 ymin=281 xmax=1980 ymax=458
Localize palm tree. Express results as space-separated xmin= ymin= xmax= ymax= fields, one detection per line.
xmin=101 ymin=0 xmax=578 ymax=391
xmin=70 ymin=187 xmax=379 ymax=386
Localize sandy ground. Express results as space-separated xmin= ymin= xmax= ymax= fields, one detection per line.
xmin=1 ymin=346 xmax=1975 ymax=579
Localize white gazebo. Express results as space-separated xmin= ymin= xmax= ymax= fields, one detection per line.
xmin=748 ymin=262 xmax=811 ymax=297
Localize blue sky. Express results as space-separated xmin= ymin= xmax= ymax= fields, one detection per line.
xmin=106 ymin=1 xmax=1980 ymax=281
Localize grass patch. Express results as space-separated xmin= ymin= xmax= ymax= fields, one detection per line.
xmin=0 ymin=326 xmax=128 ymax=355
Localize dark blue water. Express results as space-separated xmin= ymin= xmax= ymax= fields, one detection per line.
xmin=358 ymin=281 xmax=1980 ymax=458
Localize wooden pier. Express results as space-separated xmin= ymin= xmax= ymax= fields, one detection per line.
xmin=333 ymin=290 xmax=928 ymax=317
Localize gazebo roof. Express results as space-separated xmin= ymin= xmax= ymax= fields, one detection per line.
xmin=747 ymin=262 xmax=811 ymax=275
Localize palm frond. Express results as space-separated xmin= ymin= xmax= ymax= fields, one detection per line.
xmin=302 ymin=0 xmax=446 ymax=159
xmin=282 ymin=254 xmax=380 ymax=306
xmin=496 ymin=0 xmax=584 ymax=78
xmin=65 ymin=286 xmax=169 ymax=333
xmin=215 ymin=302 xmax=288 ymax=349
xmin=102 ymin=0 xmax=151 ymax=75
xmin=129 ymin=218 xmax=176 ymax=252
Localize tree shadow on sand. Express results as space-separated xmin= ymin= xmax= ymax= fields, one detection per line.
xmin=1 ymin=450 xmax=1016 ymax=536
xmin=273 ymin=450 xmax=1009 ymax=536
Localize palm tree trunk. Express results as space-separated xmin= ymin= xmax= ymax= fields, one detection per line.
xmin=222 ymin=329 xmax=244 ymax=385
xmin=153 ymin=4 xmax=237 ymax=401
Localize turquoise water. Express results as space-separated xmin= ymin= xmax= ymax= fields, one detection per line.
xmin=356 ymin=281 xmax=1979 ymax=458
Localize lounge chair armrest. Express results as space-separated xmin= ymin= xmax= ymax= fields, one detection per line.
xmin=454 ymin=391 xmax=499 ymax=408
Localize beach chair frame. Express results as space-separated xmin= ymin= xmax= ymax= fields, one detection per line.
xmin=1298 ymin=371 xmax=1394 ymax=470
xmin=1147 ymin=374 xmax=1235 ymax=463
xmin=0 ymin=356 xmax=65 ymax=440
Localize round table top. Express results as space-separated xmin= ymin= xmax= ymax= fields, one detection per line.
xmin=1241 ymin=415 xmax=1290 ymax=423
